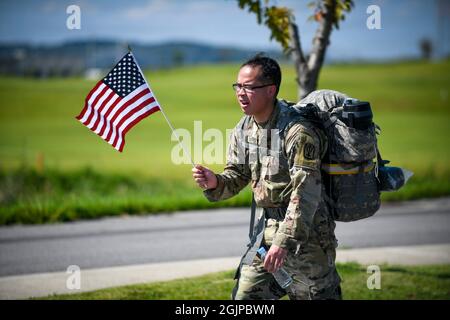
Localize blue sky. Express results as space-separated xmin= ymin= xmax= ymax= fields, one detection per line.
xmin=0 ymin=0 xmax=448 ymax=60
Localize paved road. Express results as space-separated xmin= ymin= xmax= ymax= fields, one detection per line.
xmin=0 ymin=197 xmax=449 ymax=277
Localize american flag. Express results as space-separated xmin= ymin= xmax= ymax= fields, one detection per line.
xmin=76 ymin=52 xmax=160 ymax=152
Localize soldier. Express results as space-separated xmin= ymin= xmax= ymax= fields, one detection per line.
xmin=192 ymin=54 xmax=342 ymax=300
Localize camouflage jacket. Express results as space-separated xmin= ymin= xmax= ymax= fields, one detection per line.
xmin=204 ymin=100 xmax=328 ymax=249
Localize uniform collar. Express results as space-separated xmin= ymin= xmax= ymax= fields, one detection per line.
xmin=252 ymin=100 xmax=281 ymax=129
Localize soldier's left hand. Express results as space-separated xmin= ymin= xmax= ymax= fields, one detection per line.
xmin=264 ymin=245 xmax=287 ymax=273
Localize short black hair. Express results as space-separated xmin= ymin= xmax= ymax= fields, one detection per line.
xmin=241 ymin=53 xmax=282 ymax=97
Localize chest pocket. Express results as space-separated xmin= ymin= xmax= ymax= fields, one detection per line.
xmin=254 ymin=152 xmax=291 ymax=207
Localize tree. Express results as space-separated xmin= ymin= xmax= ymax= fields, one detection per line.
xmin=419 ymin=38 xmax=433 ymax=61
xmin=237 ymin=0 xmax=353 ymax=99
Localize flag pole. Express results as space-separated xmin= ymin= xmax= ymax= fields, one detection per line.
xmin=129 ymin=49 xmax=196 ymax=168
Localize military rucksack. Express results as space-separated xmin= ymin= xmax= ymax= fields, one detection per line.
xmin=288 ymin=89 xmax=410 ymax=222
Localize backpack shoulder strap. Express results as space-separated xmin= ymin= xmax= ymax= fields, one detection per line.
xmin=249 ymin=195 xmax=256 ymax=240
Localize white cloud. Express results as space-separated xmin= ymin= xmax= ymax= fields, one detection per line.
xmin=125 ymin=0 xmax=173 ymax=19
xmin=125 ymin=0 xmax=228 ymax=20
xmin=42 ymin=0 xmax=59 ymax=13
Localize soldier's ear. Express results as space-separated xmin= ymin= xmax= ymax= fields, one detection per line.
xmin=268 ymin=84 xmax=277 ymax=99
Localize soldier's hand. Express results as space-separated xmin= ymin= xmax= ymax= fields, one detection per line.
xmin=264 ymin=245 xmax=287 ymax=273
xmin=192 ymin=164 xmax=218 ymax=190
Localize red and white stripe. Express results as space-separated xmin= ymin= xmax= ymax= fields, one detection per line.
xmin=76 ymin=82 xmax=160 ymax=152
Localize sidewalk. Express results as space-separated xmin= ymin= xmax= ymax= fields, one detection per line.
xmin=1 ymin=243 xmax=449 ymax=300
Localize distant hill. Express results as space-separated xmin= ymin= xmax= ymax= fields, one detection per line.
xmin=0 ymin=40 xmax=285 ymax=77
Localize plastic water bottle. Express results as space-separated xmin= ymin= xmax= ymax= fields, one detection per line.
xmin=257 ymin=247 xmax=293 ymax=289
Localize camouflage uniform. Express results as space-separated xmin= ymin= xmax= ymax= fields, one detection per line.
xmin=204 ymin=100 xmax=342 ymax=300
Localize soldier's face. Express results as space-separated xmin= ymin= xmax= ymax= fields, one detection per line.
xmin=235 ymin=66 xmax=276 ymax=117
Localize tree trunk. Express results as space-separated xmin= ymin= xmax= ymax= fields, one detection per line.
xmin=289 ymin=0 xmax=337 ymax=100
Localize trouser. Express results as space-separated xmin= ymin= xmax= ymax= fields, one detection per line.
xmin=232 ymin=206 xmax=342 ymax=300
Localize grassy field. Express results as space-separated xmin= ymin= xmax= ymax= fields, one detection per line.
xmin=0 ymin=60 xmax=449 ymax=224
xmin=41 ymin=262 xmax=450 ymax=300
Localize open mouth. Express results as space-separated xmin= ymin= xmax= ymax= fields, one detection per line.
xmin=239 ymin=100 xmax=249 ymax=108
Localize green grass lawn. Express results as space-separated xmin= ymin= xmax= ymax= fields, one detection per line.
xmin=40 ymin=262 xmax=450 ymax=300
xmin=1 ymin=60 xmax=448 ymax=177
xmin=0 ymin=60 xmax=449 ymax=224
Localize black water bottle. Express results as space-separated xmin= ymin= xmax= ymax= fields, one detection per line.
xmin=341 ymin=98 xmax=373 ymax=130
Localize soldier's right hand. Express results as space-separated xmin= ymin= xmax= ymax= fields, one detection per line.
xmin=192 ymin=164 xmax=218 ymax=190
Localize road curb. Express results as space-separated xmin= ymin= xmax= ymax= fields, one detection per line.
xmin=1 ymin=243 xmax=449 ymax=300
